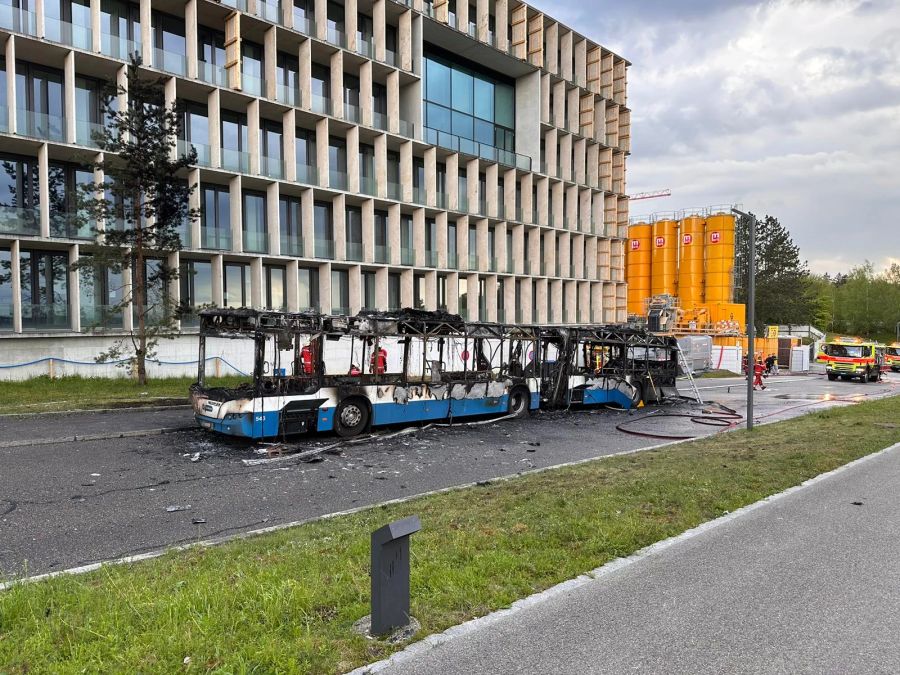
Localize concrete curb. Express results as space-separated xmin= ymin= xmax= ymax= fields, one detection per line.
xmin=348 ymin=439 xmax=900 ymax=675
xmin=0 ymin=403 xmax=191 ymax=419
xmin=0 ymin=426 xmax=196 ymax=449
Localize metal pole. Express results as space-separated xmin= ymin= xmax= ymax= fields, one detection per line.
xmin=733 ymin=208 xmax=756 ymax=431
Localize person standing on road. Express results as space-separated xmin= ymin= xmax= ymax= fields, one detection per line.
xmin=754 ymin=359 xmax=767 ymax=390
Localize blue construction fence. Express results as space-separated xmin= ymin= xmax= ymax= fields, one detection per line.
xmin=0 ymin=356 xmax=250 ymax=378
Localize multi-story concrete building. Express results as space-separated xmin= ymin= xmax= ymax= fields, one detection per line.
xmin=0 ymin=0 xmax=629 ymax=374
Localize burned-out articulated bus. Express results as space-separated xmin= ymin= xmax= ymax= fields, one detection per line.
xmin=189 ymin=308 xmax=682 ymax=439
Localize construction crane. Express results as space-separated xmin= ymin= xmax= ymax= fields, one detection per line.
xmin=629 ymin=189 xmax=671 ymax=201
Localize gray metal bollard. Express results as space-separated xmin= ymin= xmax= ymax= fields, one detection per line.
xmin=370 ymin=515 xmax=421 ymax=636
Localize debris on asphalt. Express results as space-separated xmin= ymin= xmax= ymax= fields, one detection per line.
xmin=190 ymin=452 xmax=201 ymax=462
xmin=166 ymin=504 xmax=191 ymax=512
xmin=192 ymin=518 xmax=206 ymax=524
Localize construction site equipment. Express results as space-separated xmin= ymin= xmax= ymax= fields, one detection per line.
xmin=677 ymin=212 xmax=706 ymax=308
xmin=704 ymin=210 xmax=737 ymax=304
xmin=626 ymin=222 xmax=652 ymax=315
xmin=651 ymin=217 xmax=678 ymax=297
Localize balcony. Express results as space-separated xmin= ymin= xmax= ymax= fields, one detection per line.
xmin=101 ymin=33 xmax=140 ymax=60
xmin=488 ymin=257 xmax=497 ymax=272
xmin=332 ymin=305 xmax=350 ymax=316
xmin=221 ymin=148 xmax=250 ymax=173
xmin=81 ymin=304 xmax=124 ymax=332
xmin=296 ymin=163 xmax=318 ymax=185
xmin=0 ymin=206 xmax=40 ymax=236
xmin=374 ymin=244 xmax=390 ymax=264
xmin=423 ymin=250 xmax=438 ymax=268
xmin=343 ymin=103 xmax=360 ymax=123
xmin=220 ymin=0 xmax=249 ymax=10
xmin=329 ymin=170 xmax=348 ymax=190
xmin=387 ymin=181 xmax=401 ymax=200
xmin=255 ymin=0 xmax=281 ymax=23
xmin=400 ymin=247 xmax=414 ymax=265
xmin=384 ymin=49 xmax=397 ymax=67
xmin=436 ymin=192 xmax=448 ymax=209
xmin=153 ymin=48 xmax=187 ymax=77
xmin=76 ymin=119 xmax=105 ymax=148
xmin=260 ymin=155 xmax=285 ymax=179
xmin=17 ymin=110 xmax=65 ymax=142
xmin=446 ymin=253 xmax=458 ymax=269
xmin=346 ymin=241 xmax=363 ymax=261
xmin=200 ymin=226 xmax=231 ymax=250
xmin=356 ymin=35 xmax=375 ymax=58
xmin=45 ymin=17 xmax=92 ymax=50
xmin=506 ymin=255 xmax=515 ymax=274
xmin=423 ymin=127 xmax=532 ymax=172
xmin=311 ymin=93 xmax=333 ymax=116
xmin=458 ymin=193 xmax=469 ymax=213
xmin=198 ymin=60 xmax=228 ymax=87
xmin=314 ymin=239 xmax=334 ymax=259
xmin=0 ymin=5 xmax=37 ymax=34
xmin=398 ymin=118 xmax=416 ymax=138
xmin=0 ymin=303 xmax=13 ymax=331
xmin=277 ymin=83 xmax=300 ymax=106
xmin=294 ymin=15 xmax=316 ymax=36
xmin=178 ymin=140 xmax=211 ymax=167
xmin=22 ymin=303 xmax=70 ymax=331
xmin=327 ymin=26 xmax=347 ymax=48
xmin=467 ymin=254 xmax=478 ymax=271
xmin=0 ymin=105 xmax=7 ymax=133
xmin=242 ymin=73 xmax=264 ymax=97
xmin=413 ymin=186 xmax=427 ymax=205
xmin=359 ymin=176 xmax=377 ymax=196
xmin=496 ymin=202 xmax=505 ymax=219
xmin=280 ymin=233 xmax=304 ymax=256
xmin=50 ymin=212 xmax=94 ymax=239
xmin=372 ymin=111 xmax=388 ymax=131
xmin=243 ymin=229 xmax=268 ymax=253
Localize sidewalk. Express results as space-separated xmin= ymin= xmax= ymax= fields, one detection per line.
xmin=378 ymin=443 xmax=900 ymax=674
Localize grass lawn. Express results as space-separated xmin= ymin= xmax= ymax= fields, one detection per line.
xmin=697 ymin=369 xmax=742 ymax=378
xmin=1 ymin=396 xmax=898 ymax=673
xmin=0 ymin=375 xmax=249 ymax=415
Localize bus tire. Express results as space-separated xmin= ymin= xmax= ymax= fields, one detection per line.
xmin=334 ymin=397 xmax=370 ymax=437
xmin=827 ymin=373 xmax=838 ymax=381
xmin=508 ymin=387 xmax=531 ymax=418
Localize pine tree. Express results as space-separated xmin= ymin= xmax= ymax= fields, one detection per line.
xmin=72 ymin=55 xmax=198 ymax=384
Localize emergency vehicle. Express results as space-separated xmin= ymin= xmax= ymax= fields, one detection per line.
xmin=816 ymin=336 xmax=884 ymax=382
xmin=885 ymin=342 xmax=900 ymax=372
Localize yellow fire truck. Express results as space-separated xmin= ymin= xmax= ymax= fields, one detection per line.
xmin=817 ymin=336 xmax=884 ymax=382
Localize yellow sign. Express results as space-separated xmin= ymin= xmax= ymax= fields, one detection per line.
xmin=766 ymin=325 xmax=779 ymax=339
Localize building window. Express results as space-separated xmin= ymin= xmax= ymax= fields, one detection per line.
xmin=385 ymin=24 xmax=397 ymax=65
xmin=223 ymin=262 xmax=249 ymax=308
xmin=295 ymin=127 xmax=316 ymax=183
xmin=374 ymin=210 xmax=388 ymax=263
xmin=279 ymin=195 xmax=302 ymax=256
xmin=372 ymin=82 xmax=387 ymax=129
xmin=265 ymin=265 xmax=286 ymax=311
xmin=346 ymin=206 xmax=363 ymax=261
xmin=331 ymin=268 xmax=349 ymax=314
xmin=328 ymin=136 xmax=347 ymax=189
xmin=344 ymin=73 xmax=360 ymax=122
xmin=200 ymin=183 xmax=231 ymax=250
xmin=400 ymin=215 xmax=413 ymax=265
xmin=0 ymin=153 xmax=41 ymax=235
xmin=197 ymin=25 xmax=226 ymax=84
xmin=311 ymin=62 xmax=330 ymax=111
xmin=100 ymin=0 xmax=141 ymax=59
xmin=293 ymin=0 xmax=312 ymax=32
xmin=425 ymin=218 xmax=436 ymax=266
xmin=179 ymin=102 xmax=209 ymax=163
xmin=242 ymin=190 xmax=267 ymax=253
xmin=20 ymin=249 xmax=70 ymax=330
xmin=220 ymin=109 xmax=249 ymax=172
xmin=357 ymin=12 xmax=373 ymax=53
xmin=437 ymin=274 xmax=447 ymax=310
xmin=298 ymin=266 xmax=319 ymax=310
xmin=79 ymin=258 xmax=122 ymax=331
xmin=423 ymin=50 xmax=515 ymax=152
xmin=447 ymin=221 xmax=457 ymax=267
xmin=276 ymin=51 xmax=300 ymax=105
xmin=15 ymin=62 xmax=65 ymax=141
xmin=359 ymin=143 xmax=375 ymax=194
xmin=259 ymin=119 xmax=283 ymax=178
xmin=314 ymin=200 xmax=334 ymax=258
xmin=0 ymin=248 xmax=13 ymax=330
xmin=151 ymin=10 xmax=186 ymax=75
xmin=178 ymin=258 xmax=211 ymax=327
xmin=326 ymin=0 xmax=345 ymax=44
xmin=241 ymin=40 xmax=264 ymax=96
xmin=48 ymin=162 xmax=94 ymax=239
xmin=458 ymin=276 xmax=467 ymax=317
xmin=388 ymin=272 xmax=401 ymax=310
xmin=413 ymin=273 xmax=425 ymax=308
xmin=361 ymin=271 xmax=376 ymax=309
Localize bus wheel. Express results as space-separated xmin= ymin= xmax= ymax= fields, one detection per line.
xmin=508 ymin=387 xmax=530 ymax=418
xmin=334 ymin=398 xmax=369 ymax=437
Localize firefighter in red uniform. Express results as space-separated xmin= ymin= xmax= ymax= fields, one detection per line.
xmin=300 ymin=341 xmax=317 ymax=375
xmin=370 ymin=343 xmax=388 ymax=375
xmin=753 ymin=359 xmax=766 ymax=390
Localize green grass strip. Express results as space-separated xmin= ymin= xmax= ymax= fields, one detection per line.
xmin=2 ymin=396 xmax=899 ymax=674
xmin=0 ymin=375 xmax=247 ymax=415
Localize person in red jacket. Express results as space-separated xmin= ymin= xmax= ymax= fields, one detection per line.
xmin=753 ymin=359 xmax=766 ymax=390
xmin=300 ymin=342 xmax=317 ymax=375
xmin=370 ymin=344 xmax=388 ymax=375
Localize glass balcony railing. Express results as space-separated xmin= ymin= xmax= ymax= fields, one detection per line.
xmin=506 ymin=255 xmax=515 ymax=274
xmin=296 ymin=163 xmax=318 ymax=185
xmin=332 ymin=305 xmax=350 ymax=316
xmin=81 ymin=304 xmax=124 ymax=332
xmin=356 ymin=36 xmax=374 ymax=58
xmin=387 ymin=181 xmax=401 ymax=200
xmin=0 ymin=303 xmax=13 ymax=332
xmin=329 ymin=170 xmax=348 ymax=190
xmin=243 ymin=229 xmax=269 ymax=253
xmin=198 ymin=61 xmax=228 ymax=87
xmin=100 ymin=33 xmax=141 ymax=60
xmin=17 ymin=110 xmax=65 ymax=142
xmin=554 ymin=261 xmax=561 ymax=277
xmin=277 ymin=83 xmax=300 ymax=106
xmin=45 ymin=17 xmax=92 ymax=50
xmin=436 ymin=192 xmax=448 ymax=209
xmin=496 ymin=202 xmax=505 ymax=219
xmin=359 ymin=176 xmax=377 ymax=196
xmin=0 ymin=206 xmax=40 ymax=235
xmin=446 ymin=253 xmax=458 ymax=269
xmin=488 ymin=257 xmax=497 ymax=272
xmin=200 ymin=226 xmax=231 ymax=250
xmin=22 ymin=303 xmax=70 ymax=331
xmin=311 ymin=93 xmax=332 ymax=116
xmin=413 ymin=187 xmax=427 ymax=205
xmin=76 ymin=119 xmax=105 ymax=148
xmin=221 ymin=148 xmax=250 ymax=173
xmin=50 ymin=213 xmax=94 ymax=239
xmin=398 ymin=119 xmax=416 ymax=138
xmin=0 ymin=105 xmax=7 ymax=133
xmin=221 ymin=0 xmax=249 ymax=10
xmin=294 ymin=15 xmax=315 ymax=37
xmin=458 ymin=193 xmax=469 ymax=213
xmin=260 ymin=155 xmax=285 ymax=179
xmin=478 ymin=200 xmax=486 ymax=216
xmin=423 ymin=127 xmax=532 ymax=171
xmin=315 ymin=238 xmax=334 ymax=259
xmin=280 ymin=233 xmax=303 ymax=256
xmin=374 ymin=244 xmax=390 ymax=264
xmin=153 ymin=48 xmax=187 ymax=76
xmin=256 ymin=0 xmax=281 ymax=23
xmin=0 ymin=5 xmax=36 ymax=34
xmin=372 ymin=111 xmax=388 ymax=131
xmin=400 ymin=247 xmax=414 ymax=265
xmin=343 ymin=103 xmax=360 ymax=123
xmin=242 ymin=73 xmax=264 ymax=97
xmin=384 ymin=49 xmax=397 ymax=67
xmin=423 ymin=251 xmax=438 ymax=268
xmin=327 ymin=26 xmax=346 ymax=48
xmin=467 ymin=254 xmax=478 ymax=271
xmin=346 ymin=241 xmax=363 ymax=261
xmin=177 ymin=139 xmax=211 ymax=167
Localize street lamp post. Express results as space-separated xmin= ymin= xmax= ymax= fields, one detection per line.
xmin=733 ymin=208 xmax=757 ymax=431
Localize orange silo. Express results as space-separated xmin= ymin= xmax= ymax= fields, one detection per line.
xmin=650 ymin=218 xmax=678 ymax=298
xmin=678 ymin=212 xmax=705 ymax=309
xmin=626 ymin=222 xmax=652 ymax=315
xmin=704 ymin=211 xmax=736 ymax=304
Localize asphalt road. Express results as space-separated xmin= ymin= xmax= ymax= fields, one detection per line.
xmin=0 ymin=372 xmax=896 ymax=577
xmin=381 ymin=442 xmax=900 ymax=675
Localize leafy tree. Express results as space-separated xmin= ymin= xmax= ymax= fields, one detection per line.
xmin=72 ymin=55 xmax=198 ymax=384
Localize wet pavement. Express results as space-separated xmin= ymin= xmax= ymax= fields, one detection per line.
xmin=0 ymin=372 xmax=896 ymax=577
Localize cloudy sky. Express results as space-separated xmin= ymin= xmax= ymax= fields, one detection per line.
xmin=530 ymin=0 xmax=899 ymax=275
